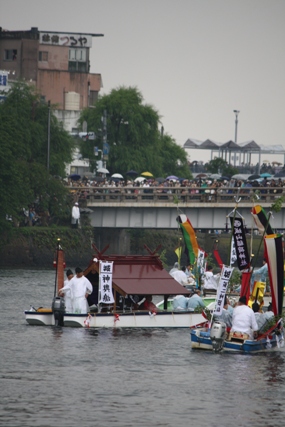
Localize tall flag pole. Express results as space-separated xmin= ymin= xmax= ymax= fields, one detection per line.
xmin=176 ymin=214 xmax=199 ymax=265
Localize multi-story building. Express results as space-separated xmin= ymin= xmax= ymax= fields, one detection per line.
xmin=0 ymin=26 xmax=104 ymax=176
xmin=0 ymin=26 xmax=103 ymax=132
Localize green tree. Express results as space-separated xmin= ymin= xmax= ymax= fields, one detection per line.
xmin=78 ymin=86 xmax=191 ymax=178
xmin=0 ymin=82 xmax=74 ymax=231
xmin=205 ymin=157 xmax=238 ymax=177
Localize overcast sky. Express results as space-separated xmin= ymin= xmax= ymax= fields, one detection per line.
xmin=1 ymin=0 xmax=285 ymax=162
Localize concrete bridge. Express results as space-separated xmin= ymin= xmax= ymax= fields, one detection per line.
xmin=74 ymin=186 xmax=285 ymax=230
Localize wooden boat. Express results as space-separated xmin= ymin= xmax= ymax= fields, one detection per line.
xmin=190 ymin=319 xmax=284 ymax=353
xmin=25 ymin=242 xmax=207 ymax=328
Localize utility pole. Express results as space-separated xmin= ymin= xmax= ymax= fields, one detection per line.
xmin=233 ymin=110 xmax=240 ymax=143
xmin=47 ymin=100 xmax=51 ymax=171
xmin=102 ymin=109 xmax=108 ymax=169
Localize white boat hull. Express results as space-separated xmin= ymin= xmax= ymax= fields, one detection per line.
xmin=25 ymin=310 xmax=206 ymax=328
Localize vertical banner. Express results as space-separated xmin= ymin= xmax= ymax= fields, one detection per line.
xmin=230 ymin=237 xmax=237 ymax=266
xmin=264 ymin=234 xmax=284 ymax=316
xmin=99 ymin=261 xmax=114 ymax=304
xmin=230 ymin=217 xmax=250 ymax=270
xmin=213 ymin=265 xmax=234 ymax=316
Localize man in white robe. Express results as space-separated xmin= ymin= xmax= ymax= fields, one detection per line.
xmin=202 ymin=265 xmax=220 ymax=293
xmin=71 ymin=202 xmax=80 ymax=228
xmin=59 ymin=269 xmax=74 ymax=312
xmin=170 ymin=268 xmax=188 ymax=286
xmin=231 ymin=296 xmax=258 ymax=339
xmin=65 ymin=267 xmax=93 ymax=313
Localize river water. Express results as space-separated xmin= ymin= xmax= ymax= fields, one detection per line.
xmin=1 ymin=269 xmax=285 ymax=427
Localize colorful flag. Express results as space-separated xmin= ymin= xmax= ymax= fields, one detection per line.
xmin=251 ymin=205 xmax=274 ymax=235
xmin=174 ymin=245 xmax=182 ymax=266
xmin=176 ymin=214 xmax=199 ymax=265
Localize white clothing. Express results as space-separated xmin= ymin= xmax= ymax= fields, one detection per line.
xmin=170 ymin=270 xmax=188 ymax=286
xmin=173 ymin=295 xmax=189 ymax=310
xmin=67 ymin=275 xmax=93 ymax=314
xmin=60 ymin=278 xmax=73 ymax=312
xmin=254 ymin=312 xmax=267 ymax=331
xmin=203 ymin=271 xmax=219 ymax=290
xmin=231 ymin=305 xmax=258 ymax=339
xmin=187 ymin=294 xmax=206 ymax=310
xmin=71 ymin=205 xmax=80 ymax=225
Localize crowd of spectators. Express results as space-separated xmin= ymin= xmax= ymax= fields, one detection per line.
xmin=67 ymin=175 xmax=285 ymax=203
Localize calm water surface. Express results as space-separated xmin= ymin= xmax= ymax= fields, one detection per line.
xmin=1 ymin=269 xmax=285 ymax=427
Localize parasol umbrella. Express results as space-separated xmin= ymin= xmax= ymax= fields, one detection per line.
xmin=69 ymin=174 xmax=81 ymax=181
xmin=274 ymin=170 xmax=285 ymax=178
xmin=209 ymin=173 xmax=222 ymax=179
xmin=97 ymin=167 xmax=110 ymax=174
xmin=248 ymin=174 xmax=261 ymax=181
xmin=231 ymin=174 xmax=249 ymax=180
xmin=166 ymin=175 xmax=179 ymax=180
xmin=134 ymin=176 xmax=147 ymax=183
xmin=260 ymin=173 xmax=272 ymax=178
xmin=141 ymin=171 xmax=154 ymax=177
xmin=126 ymin=170 xmax=139 ymax=176
xmin=219 ymin=176 xmax=230 ymax=181
xmin=196 ymin=173 xmax=208 ymax=178
xmin=155 ymin=177 xmax=165 ymax=183
xmin=111 ymin=173 xmax=124 ymax=179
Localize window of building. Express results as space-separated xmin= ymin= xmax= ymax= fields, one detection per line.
xmin=68 ymin=48 xmax=88 ymax=72
xmin=4 ymin=49 xmax=17 ymax=61
xmin=89 ymin=90 xmax=98 ymax=106
xmin=39 ymin=51 xmax=48 ymax=61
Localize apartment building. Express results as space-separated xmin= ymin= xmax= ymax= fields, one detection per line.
xmin=0 ymin=26 xmax=103 ymax=132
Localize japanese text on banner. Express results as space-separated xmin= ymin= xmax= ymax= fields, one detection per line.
xmin=214 ymin=266 xmax=234 ymax=316
xmin=99 ymin=261 xmax=114 ymax=304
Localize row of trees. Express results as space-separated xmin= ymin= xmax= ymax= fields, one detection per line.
xmin=0 ymin=83 xmax=193 ymax=232
xmin=0 ymin=82 xmax=74 ymax=232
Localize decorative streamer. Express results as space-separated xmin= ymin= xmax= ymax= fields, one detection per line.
xmin=264 ymin=234 xmax=284 ymax=316
xmin=176 ymin=214 xmax=199 ymax=265
xmin=251 ymin=205 xmax=274 ymax=235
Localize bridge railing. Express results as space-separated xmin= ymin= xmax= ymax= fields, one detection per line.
xmin=67 ymin=186 xmax=285 ymax=205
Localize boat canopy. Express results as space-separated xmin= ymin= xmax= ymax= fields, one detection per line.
xmin=85 ymin=252 xmax=191 ymax=297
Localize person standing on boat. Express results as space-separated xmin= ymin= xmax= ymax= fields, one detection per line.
xmin=230 ymin=296 xmax=258 ymax=339
xmin=65 ymin=267 xmax=93 ymax=314
xmin=202 ymin=265 xmax=220 ymax=295
xmin=251 ymin=259 xmax=268 ymax=292
xmin=59 ymin=269 xmax=74 ymax=312
xmin=71 ymin=202 xmax=80 ymax=229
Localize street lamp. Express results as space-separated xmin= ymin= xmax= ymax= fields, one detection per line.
xmin=47 ymin=100 xmax=51 ymax=171
xmin=233 ymin=110 xmax=240 ymax=143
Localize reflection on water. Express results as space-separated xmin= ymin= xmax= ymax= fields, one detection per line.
xmin=1 ymin=270 xmax=285 ymax=427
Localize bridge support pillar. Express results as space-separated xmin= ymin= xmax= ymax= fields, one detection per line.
xmin=93 ymin=228 xmax=130 ymax=255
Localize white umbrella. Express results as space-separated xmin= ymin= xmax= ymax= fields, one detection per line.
xmin=111 ymin=173 xmax=124 ymax=179
xmin=209 ymin=173 xmax=221 ymax=179
xmin=231 ymin=174 xmax=249 ymax=180
xmin=97 ymin=167 xmax=110 ymax=174
xmin=134 ymin=176 xmax=146 ymax=182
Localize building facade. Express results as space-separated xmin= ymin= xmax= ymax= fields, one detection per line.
xmin=0 ymin=26 xmax=103 ymax=132
xmin=0 ymin=27 xmax=104 ymax=176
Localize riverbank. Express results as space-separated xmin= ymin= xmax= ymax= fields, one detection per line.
xmin=0 ymin=227 xmax=265 ymax=269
